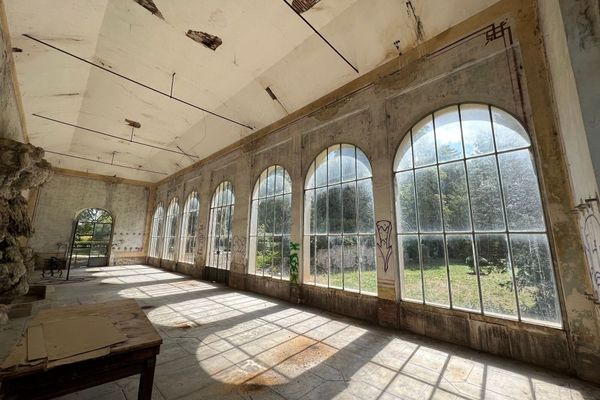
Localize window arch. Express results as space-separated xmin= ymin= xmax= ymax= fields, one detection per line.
xmin=149 ymin=203 xmax=164 ymax=258
xmin=179 ymin=192 xmax=200 ymax=263
xmin=304 ymin=144 xmax=377 ymax=294
xmin=163 ymin=198 xmax=180 ymax=260
xmin=249 ymin=165 xmax=292 ymax=279
xmin=207 ymin=181 xmax=235 ymax=270
xmin=393 ymin=103 xmax=560 ymax=325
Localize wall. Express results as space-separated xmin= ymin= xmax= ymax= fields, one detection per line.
xmin=30 ymin=171 xmax=151 ymax=266
xmin=147 ymin=0 xmax=600 ymax=384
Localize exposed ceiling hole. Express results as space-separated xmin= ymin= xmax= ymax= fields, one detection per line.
xmin=125 ymin=118 xmax=141 ymax=128
xmin=133 ymin=0 xmax=164 ymax=20
xmin=186 ymin=30 xmax=222 ymax=50
xmin=12 ymin=47 xmax=22 ymax=53
xmin=55 ymin=92 xmax=80 ymax=96
xmin=291 ymin=0 xmax=321 ymax=14
xmin=265 ymin=87 xmax=278 ymax=100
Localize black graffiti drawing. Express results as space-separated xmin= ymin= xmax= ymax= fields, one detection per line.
xmin=376 ymin=220 xmax=393 ymax=273
xmin=232 ymin=236 xmax=246 ymax=256
xmin=196 ymin=224 xmax=205 ymax=254
xmin=583 ymin=214 xmax=600 ymax=293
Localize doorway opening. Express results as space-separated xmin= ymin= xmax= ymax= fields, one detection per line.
xmin=69 ymin=208 xmax=113 ymax=268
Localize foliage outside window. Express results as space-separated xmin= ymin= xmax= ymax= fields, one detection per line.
xmin=394 ymin=103 xmax=561 ymax=326
xmin=179 ymin=192 xmax=200 ymax=263
xmin=304 ymin=144 xmax=377 ymax=294
xmin=149 ymin=203 xmax=164 ymax=258
xmin=248 ymin=165 xmax=292 ymax=279
xmin=73 ymin=208 xmax=113 ymax=259
xmin=207 ymin=181 xmax=235 ymax=270
xmin=163 ymin=198 xmax=179 ymax=261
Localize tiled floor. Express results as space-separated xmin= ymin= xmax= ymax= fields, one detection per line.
xmin=18 ymin=265 xmax=600 ymax=399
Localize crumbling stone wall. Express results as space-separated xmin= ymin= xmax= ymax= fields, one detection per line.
xmin=0 ymin=138 xmax=51 ymax=313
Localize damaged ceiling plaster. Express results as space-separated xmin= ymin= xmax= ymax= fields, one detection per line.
xmin=6 ymin=0 xmax=499 ymax=182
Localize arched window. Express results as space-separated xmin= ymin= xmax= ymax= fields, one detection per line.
xmin=248 ymin=165 xmax=292 ymax=279
xmin=163 ymin=198 xmax=179 ymax=260
xmin=393 ymin=104 xmax=560 ymax=326
xmin=304 ymin=144 xmax=376 ymax=294
xmin=207 ymin=181 xmax=235 ymax=270
xmin=179 ymin=192 xmax=200 ymax=263
xmin=149 ymin=204 xmax=164 ymax=258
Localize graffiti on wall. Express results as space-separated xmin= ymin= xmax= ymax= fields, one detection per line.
xmin=578 ymin=197 xmax=600 ymax=298
xmin=197 ymin=224 xmax=205 ymax=254
xmin=376 ymin=220 xmax=393 ymax=273
xmin=232 ymin=236 xmax=246 ymax=257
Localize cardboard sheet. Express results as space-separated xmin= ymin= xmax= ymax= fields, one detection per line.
xmin=26 ymin=325 xmax=47 ymax=361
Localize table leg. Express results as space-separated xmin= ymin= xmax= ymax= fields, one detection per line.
xmin=138 ymin=357 xmax=156 ymax=400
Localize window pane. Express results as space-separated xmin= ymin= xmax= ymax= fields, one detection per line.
xmin=399 ymin=235 xmax=422 ymax=301
xmin=274 ymin=167 xmax=284 ymax=195
xmin=356 ymin=148 xmax=372 ymax=179
xmin=439 ymin=162 xmax=471 ymax=232
xmin=256 ymin=237 xmax=267 ymax=275
xmin=394 ymin=171 xmax=417 ymax=233
xmin=461 ymin=104 xmax=494 ymax=157
xmin=258 ymin=170 xmax=268 ymax=198
xmin=273 ymin=197 xmax=284 ymax=234
xmin=492 ymin=108 xmax=530 ymax=151
xmin=421 ymin=235 xmax=449 ymax=305
xmin=476 ymin=234 xmax=517 ymax=318
xmin=307 ymin=236 xmax=316 ymax=284
xmin=316 ymin=236 xmax=328 ymax=286
xmin=498 ymin=150 xmax=545 ymax=231
xmin=304 ymin=190 xmax=315 ymax=235
xmin=467 ymin=156 xmax=505 ymax=231
xmin=283 ymin=194 xmax=292 ymax=235
xmin=328 ymin=185 xmax=342 ymax=234
xmin=359 ymin=235 xmax=377 ymax=294
xmin=284 ymin=170 xmax=292 ymax=194
xmin=511 ymin=234 xmax=560 ymax=324
xmin=357 ymin=180 xmax=375 ymax=233
xmin=306 ymin=162 xmax=315 ymax=189
xmin=315 ymin=188 xmax=327 ymax=234
xmin=341 ymin=144 xmax=356 ymax=182
xmin=447 ymin=235 xmax=480 ymax=311
xmin=343 ymin=236 xmax=359 ymax=291
xmin=415 ymin=166 xmax=442 ymax=232
xmin=282 ymin=236 xmax=291 ymax=279
xmin=329 ymin=236 xmax=343 ymax=289
xmin=342 ymin=183 xmax=357 ymax=234
xmin=394 ymin=134 xmax=413 ymax=171
xmin=272 ymin=235 xmax=283 ymax=278
xmin=435 ymin=106 xmax=463 ymax=162
xmin=412 ymin=115 xmax=436 ymax=167
xmin=328 ymin=145 xmax=341 ymax=184
xmin=315 ymin=151 xmax=328 ymax=187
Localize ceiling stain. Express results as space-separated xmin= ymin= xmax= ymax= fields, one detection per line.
xmin=186 ymin=30 xmax=223 ymax=50
xmin=134 ymin=0 xmax=164 ymax=20
xmin=291 ymin=0 xmax=322 ymax=14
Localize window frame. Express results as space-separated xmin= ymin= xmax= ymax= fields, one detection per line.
xmin=206 ymin=181 xmax=235 ymax=270
xmin=149 ymin=203 xmax=164 ymax=258
xmin=179 ymin=191 xmax=200 ymax=264
xmin=162 ymin=198 xmax=180 ymax=261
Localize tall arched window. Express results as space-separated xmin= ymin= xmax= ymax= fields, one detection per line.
xmin=163 ymin=198 xmax=180 ymax=260
xmin=248 ymin=165 xmax=292 ymax=279
xmin=394 ymin=104 xmax=560 ymax=326
xmin=179 ymin=192 xmax=200 ymax=263
xmin=149 ymin=203 xmax=164 ymax=258
xmin=207 ymin=181 xmax=235 ymax=270
xmin=304 ymin=144 xmax=377 ymax=294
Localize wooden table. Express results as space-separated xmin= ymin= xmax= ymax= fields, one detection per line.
xmin=0 ymin=299 xmax=162 ymax=400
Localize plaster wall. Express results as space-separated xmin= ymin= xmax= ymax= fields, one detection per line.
xmin=30 ymin=173 xmax=150 ymax=265
xmin=148 ymin=0 xmax=600 ymax=383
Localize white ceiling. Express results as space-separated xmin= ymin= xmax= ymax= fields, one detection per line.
xmin=6 ymin=0 xmax=498 ymax=182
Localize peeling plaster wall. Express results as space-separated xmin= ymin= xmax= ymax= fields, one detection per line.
xmin=149 ymin=0 xmax=600 ymax=383
xmin=30 ymin=173 xmax=150 ymax=265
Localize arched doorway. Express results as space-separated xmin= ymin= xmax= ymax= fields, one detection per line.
xmin=69 ymin=208 xmax=114 ymax=268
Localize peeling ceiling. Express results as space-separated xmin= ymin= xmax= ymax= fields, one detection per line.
xmin=6 ymin=0 xmax=498 ymax=182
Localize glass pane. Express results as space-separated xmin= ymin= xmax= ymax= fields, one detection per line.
xmin=356 ymin=148 xmax=372 ymax=179
xmin=283 ymin=194 xmax=292 ymax=235
xmin=415 ymin=166 xmax=442 ymax=232
xmin=359 ymin=235 xmax=377 ymax=294
xmin=342 ymin=183 xmax=357 ymax=234
xmin=307 ymin=236 xmax=316 ymax=284
xmin=341 ymin=144 xmax=356 ymax=182
xmin=447 ymin=235 xmax=480 ymax=311
xmin=498 ymin=150 xmax=545 ymax=231
xmin=461 ymin=104 xmax=494 ymax=157
xmin=273 ymin=197 xmax=284 ymax=234
xmin=394 ymin=135 xmax=413 ymax=171
xmin=476 ymin=234 xmax=517 ymax=318
xmin=283 ymin=170 xmax=292 ymax=194
xmin=328 ymin=145 xmax=341 ymax=184
xmin=343 ymin=236 xmax=359 ymax=291
xmin=266 ymin=168 xmax=275 ymax=197
xmin=467 ymin=156 xmax=505 ymax=232
xmin=511 ymin=234 xmax=560 ymax=324
xmin=435 ymin=106 xmax=463 ymax=162
xmin=274 ymin=167 xmax=284 ymax=195
xmin=394 ymin=171 xmax=417 ymax=233
xmin=272 ymin=235 xmax=283 ymax=278
xmin=315 ymin=151 xmax=328 ymax=187
xmin=316 ymin=236 xmax=328 ymax=286
xmin=304 ymin=189 xmax=315 ymax=235
xmin=329 ymin=236 xmax=343 ymax=289
xmin=256 ymin=237 xmax=267 ymax=275
xmin=421 ymin=235 xmax=449 ymax=305
xmin=357 ymin=180 xmax=375 ymax=233
xmin=492 ymin=108 xmax=530 ymax=151
xmin=439 ymin=162 xmax=471 ymax=232
xmin=412 ymin=115 xmax=436 ymax=167
xmin=328 ymin=185 xmax=342 ymax=234
xmin=282 ymin=236 xmax=291 ymax=279
xmin=399 ymin=235 xmax=422 ymax=301
xmin=316 ymin=188 xmax=327 ymax=234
